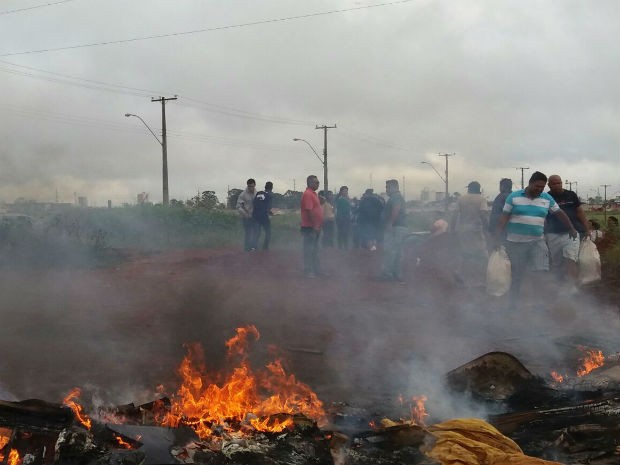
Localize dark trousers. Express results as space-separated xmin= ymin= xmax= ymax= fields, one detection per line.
xmin=336 ymin=218 xmax=351 ymax=249
xmin=255 ymin=218 xmax=271 ymax=250
xmin=242 ymin=217 xmax=257 ymax=251
xmin=301 ymin=227 xmax=321 ymax=275
xmin=322 ymin=219 xmax=335 ymax=247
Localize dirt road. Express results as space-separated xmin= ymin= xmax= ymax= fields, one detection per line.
xmin=1 ymin=246 xmax=618 ymax=419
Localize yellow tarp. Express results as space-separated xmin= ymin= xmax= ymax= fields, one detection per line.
xmin=425 ymin=418 xmax=564 ymax=465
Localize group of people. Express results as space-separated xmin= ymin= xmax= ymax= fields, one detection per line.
xmin=316 ymin=186 xmax=389 ymax=252
xmin=235 ymin=178 xmax=274 ymax=251
xmin=236 ymin=171 xmax=617 ymax=298
xmin=448 ymin=171 xmax=614 ymax=307
xmin=300 ymin=175 xmax=406 ymax=280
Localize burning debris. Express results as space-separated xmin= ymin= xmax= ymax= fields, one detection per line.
xmin=2 ymin=329 xmax=620 ymax=464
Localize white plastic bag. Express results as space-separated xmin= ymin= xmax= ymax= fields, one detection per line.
xmin=577 ymin=237 xmax=601 ymax=285
xmin=486 ymin=246 xmax=511 ymax=296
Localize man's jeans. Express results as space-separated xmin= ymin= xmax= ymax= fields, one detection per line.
xmin=381 ymin=225 xmax=408 ymax=279
xmin=256 ymin=218 xmax=271 ymax=250
xmin=242 ymin=217 xmax=257 ymax=251
xmin=301 ymin=227 xmax=321 ymax=275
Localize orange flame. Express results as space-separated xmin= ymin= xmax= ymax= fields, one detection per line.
xmin=114 ymin=436 xmax=133 ymax=449
xmin=62 ymin=388 xmax=92 ymax=429
xmin=409 ymin=395 xmax=429 ymax=426
xmin=0 ymin=430 xmax=10 ymax=450
xmin=550 ymin=371 xmax=564 ymax=383
xmin=576 ymin=346 xmax=605 ymax=377
xmin=8 ymin=449 xmax=20 ymax=465
xmin=161 ymin=326 xmax=325 ymax=439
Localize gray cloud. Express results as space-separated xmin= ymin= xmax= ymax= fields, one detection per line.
xmin=0 ymin=0 xmax=618 ymax=204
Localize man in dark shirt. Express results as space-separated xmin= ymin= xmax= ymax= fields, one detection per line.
xmin=253 ymin=181 xmax=274 ymax=250
xmin=357 ymin=188 xmax=383 ymax=250
xmin=379 ymin=179 xmax=407 ymax=281
xmin=545 ymin=175 xmax=590 ymax=291
xmin=489 ymin=178 xmax=512 ymax=241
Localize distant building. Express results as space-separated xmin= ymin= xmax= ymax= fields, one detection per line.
xmin=78 ymin=196 xmax=88 ymax=207
xmin=420 ymin=188 xmax=430 ymax=202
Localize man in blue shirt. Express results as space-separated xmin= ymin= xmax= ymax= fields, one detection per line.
xmin=496 ymin=171 xmax=577 ymax=307
xmin=253 ymin=181 xmax=273 ymax=250
xmin=379 ymin=179 xmax=407 ymax=281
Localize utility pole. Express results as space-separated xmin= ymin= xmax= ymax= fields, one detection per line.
xmin=515 ymin=167 xmax=530 ymax=189
xmin=601 ymin=184 xmax=611 ymax=223
xmin=438 ymin=153 xmax=455 ymax=211
xmin=565 ymin=180 xmax=573 ymax=191
xmin=316 ymin=124 xmax=336 ymax=194
xmin=152 ymin=96 xmax=177 ymax=206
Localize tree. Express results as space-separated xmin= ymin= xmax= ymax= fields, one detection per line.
xmin=271 ymin=192 xmax=286 ymax=209
xmin=188 ymin=191 xmax=220 ymax=210
xmin=169 ymin=199 xmax=185 ymax=208
xmin=282 ymin=190 xmax=302 ymax=209
xmin=227 ymin=188 xmax=243 ymax=209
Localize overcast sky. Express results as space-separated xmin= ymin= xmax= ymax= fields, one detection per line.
xmin=1 ymin=0 xmax=618 ymax=206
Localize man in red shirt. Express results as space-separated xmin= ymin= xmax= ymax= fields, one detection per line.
xmin=300 ymin=175 xmax=323 ymax=277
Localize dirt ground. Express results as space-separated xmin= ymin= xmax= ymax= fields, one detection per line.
xmin=1 ymin=243 xmax=619 ymax=420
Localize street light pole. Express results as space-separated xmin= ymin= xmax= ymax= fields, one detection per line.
xmin=125 ymin=112 xmax=167 ymax=204
xmin=515 ymin=167 xmax=530 ymax=189
xmin=293 ymin=138 xmax=326 ymax=192
xmin=601 ymin=184 xmax=611 ymax=224
xmin=421 ymin=153 xmax=454 ymax=212
xmin=421 ymin=160 xmax=447 ymax=211
xmin=151 ymin=96 xmax=177 ymax=206
xmin=315 ymin=124 xmax=336 ymax=194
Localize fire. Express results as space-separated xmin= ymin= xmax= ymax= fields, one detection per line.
xmin=391 ymin=394 xmax=429 ymax=427
xmin=161 ymin=326 xmax=325 ymax=438
xmin=62 ymin=387 xmax=92 ymax=429
xmin=0 ymin=429 xmax=10 ymax=450
xmin=550 ymin=371 xmax=564 ymax=383
xmin=409 ymin=395 xmax=429 ymax=426
xmin=576 ymin=346 xmax=605 ymax=377
xmin=114 ymin=436 xmax=133 ymax=449
xmin=8 ymin=449 xmax=20 ymax=465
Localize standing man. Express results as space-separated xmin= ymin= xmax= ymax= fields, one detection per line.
xmin=236 ymin=178 xmax=257 ymax=251
xmin=253 ymin=181 xmax=274 ymax=251
xmin=358 ymin=188 xmax=384 ymax=250
xmin=545 ymin=175 xmax=590 ymax=292
xmin=379 ymin=179 xmax=407 ymax=281
xmin=300 ymin=175 xmax=323 ymax=277
xmin=489 ymin=178 xmax=513 ymax=240
xmin=453 ymin=181 xmax=489 ymax=287
xmin=335 ymin=186 xmax=352 ymax=249
xmin=496 ymin=171 xmax=578 ymax=307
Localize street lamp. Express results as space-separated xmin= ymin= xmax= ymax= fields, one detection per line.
xmin=421 ymin=160 xmax=449 ymax=211
xmin=293 ymin=138 xmax=328 ymax=194
xmin=125 ymin=113 xmax=168 ymax=206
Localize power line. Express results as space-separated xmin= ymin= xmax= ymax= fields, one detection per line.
xmin=0 ymin=60 xmax=317 ymax=126
xmin=0 ymin=0 xmax=77 ymax=16
xmin=338 ymin=126 xmax=411 ymax=151
xmin=0 ymin=0 xmax=415 ymax=57
xmin=0 ymin=102 xmax=305 ymax=152
xmin=0 ymin=60 xmax=415 ymax=149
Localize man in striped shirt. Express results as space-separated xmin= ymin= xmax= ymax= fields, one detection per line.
xmin=496 ymin=171 xmax=577 ymax=306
